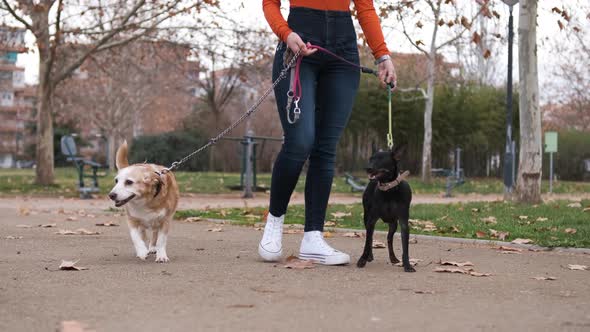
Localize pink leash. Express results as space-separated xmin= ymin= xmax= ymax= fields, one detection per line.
xmin=286 ymin=43 xmax=394 ymax=124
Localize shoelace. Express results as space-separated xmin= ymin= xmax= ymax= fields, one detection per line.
xmin=311 ymin=233 xmax=335 ymax=253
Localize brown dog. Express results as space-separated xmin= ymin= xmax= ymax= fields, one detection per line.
xmin=108 ymin=141 xmax=179 ymax=262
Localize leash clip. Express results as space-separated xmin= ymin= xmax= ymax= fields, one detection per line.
xmin=287 ymin=97 xmax=301 ymax=124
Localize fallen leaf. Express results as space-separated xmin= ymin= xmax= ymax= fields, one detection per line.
xmin=227 ymin=304 xmax=255 ymax=308
xmin=567 ymin=264 xmax=588 ymax=271
xmin=86 ymin=214 xmax=96 ymax=219
xmin=66 ymin=216 xmax=78 ymax=221
xmin=219 ymin=210 xmax=227 ymax=217
xmin=207 ymin=227 xmax=223 ymax=232
xmin=475 ymin=230 xmax=487 ymax=238
xmin=39 ymin=223 xmax=57 ymax=228
xmin=512 ymin=238 xmax=534 ymax=245
xmin=323 ymin=231 xmax=334 ymax=238
xmin=518 ymin=215 xmax=529 ymax=220
xmin=409 ymin=237 xmax=418 ymax=244
xmin=536 ymin=217 xmax=548 ymax=222
xmin=324 ymin=221 xmax=337 ymax=227
xmin=468 ymin=271 xmax=492 ymax=277
xmin=564 ymin=228 xmax=577 ymax=234
xmin=395 ymin=258 xmax=422 ymax=267
xmin=372 ymin=240 xmax=386 ymax=249
xmin=283 ymin=229 xmax=304 ymax=234
xmin=330 ymin=211 xmax=351 ymax=219
xmin=481 ymin=216 xmax=497 ymax=224
xmin=342 ymin=232 xmax=363 ymax=238
xmin=59 ymin=320 xmax=92 ymax=332
xmin=434 ymin=267 xmax=470 ymax=274
xmin=413 ymin=290 xmax=435 ymax=294
xmin=409 ymin=219 xmax=437 ymax=232
xmin=489 ymin=229 xmax=509 ymax=241
xmin=5 ymin=235 xmax=23 ymax=239
xmin=497 ymin=246 xmax=523 ymax=252
xmin=59 ymin=260 xmax=88 ymax=271
xmin=75 ymin=228 xmax=100 ymax=235
xmin=95 ymin=221 xmax=119 ymax=227
xmin=183 ymin=217 xmax=202 ymax=223
xmin=284 ymin=256 xmax=314 ymax=269
xmin=440 ymin=261 xmax=474 ymax=267
xmin=582 ymin=207 xmax=590 ymax=212
xmin=16 ymin=224 xmax=32 ymax=228
xmin=471 ymin=208 xmax=480 ymax=213
xmin=18 ymin=207 xmax=31 ymax=216
xmin=567 ymin=202 xmax=582 ymax=208
xmin=55 ymin=230 xmax=78 ymax=235
xmin=532 ymin=276 xmax=557 ymax=281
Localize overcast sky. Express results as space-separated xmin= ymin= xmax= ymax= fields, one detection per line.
xmin=16 ymin=0 xmax=588 ymax=104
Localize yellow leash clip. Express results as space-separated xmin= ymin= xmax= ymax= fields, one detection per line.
xmin=387 ymin=88 xmax=394 ymax=149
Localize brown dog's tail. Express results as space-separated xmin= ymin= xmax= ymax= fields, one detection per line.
xmin=115 ymin=141 xmax=130 ymax=170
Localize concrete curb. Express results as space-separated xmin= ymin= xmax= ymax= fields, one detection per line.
xmin=198 ymin=217 xmax=590 ymax=255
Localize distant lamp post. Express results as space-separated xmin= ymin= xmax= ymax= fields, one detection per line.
xmin=502 ymin=0 xmax=518 ymax=197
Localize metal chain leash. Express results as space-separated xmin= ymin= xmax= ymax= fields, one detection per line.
xmin=160 ymin=49 xmax=302 ymax=175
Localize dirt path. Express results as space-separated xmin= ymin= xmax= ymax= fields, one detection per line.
xmin=1 ymin=204 xmax=589 ymax=332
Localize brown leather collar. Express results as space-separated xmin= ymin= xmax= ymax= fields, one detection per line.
xmin=378 ymin=170 xmax=410 ymax=191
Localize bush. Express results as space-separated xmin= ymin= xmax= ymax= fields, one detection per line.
xmin=130 ymin=130 xmax=209 ymax=171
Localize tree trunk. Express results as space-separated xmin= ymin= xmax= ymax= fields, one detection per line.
xmin=515 ymin=0 xmax=542 ymax=203
xmin=33 ymin=8 xmax=55 ymax=185
xmin=107 ymin=133 xmax=117 ymax=170
xmin=421 ymin=53 xmax=436 ymax=183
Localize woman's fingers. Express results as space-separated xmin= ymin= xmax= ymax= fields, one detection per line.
xmin=286 ymin=33 xmax=317 ymax=56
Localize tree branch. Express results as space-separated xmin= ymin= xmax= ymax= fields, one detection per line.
xmin=399 ymin=14 xmax=428 ymax=56
xmin=1 ymin=0 xmax=33 ymax=31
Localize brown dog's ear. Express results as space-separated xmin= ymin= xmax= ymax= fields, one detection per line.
xmin=115 ymin=141 xmax=130 ymax=170
xmin=391 ymin=144 xmax=406 ymax=161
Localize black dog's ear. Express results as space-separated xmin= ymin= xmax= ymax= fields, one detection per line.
xmin=391 ymin=144 xmax=406 ymax=161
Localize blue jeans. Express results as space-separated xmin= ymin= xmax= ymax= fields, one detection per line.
xmin=269 ymin=7 xmax=360 ymax=232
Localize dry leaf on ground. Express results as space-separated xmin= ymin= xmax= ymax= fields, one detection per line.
xmin=324 ymin=221 xmax=336 ymax=227
xmin=95 ymin=221 xmax=119 ymax=227
xmin=567 ymin=264 xmax=588 ymax=271
xmin=55 ymin=229 xmax=77 ymax=235
xmin=409 ymin=219 xmax=437 ymax=232
xmin=39 ymin=223 xmax=57 ymax=228
xmin=330 ymin=211 xmax=351 ymax=219
xmin=532 ymin=276 xmax=557 ymax=281
xmin=512 ymin=238 xmax=534 ymax=245
xmin=536 ymin=217 xmax=548 ymax=222
xmin=583 ymin=207 xmax=590 ymax=212
xmin=207 ymin=227 xmax=223 ymax=232
xmin=468 ymin=271 xmax=492 ymax=277
xmin=284 ymin=256 xmax=314 ymax=269
xmin=518 ymin=215 xmax=529 ymax=220
xmin=59 ymin=320 xmax=92 ymax=332
xmin=439 ymin=260 xmax=474 ymax=267
xmin=219 ymin=210 xmax=227 ymax=217
xmin=342 ymin=232 xmax=363 ymax=238
xmin=395 ymin=258 xmax=422 ymax=267
xmin=75 ymin=228 xmax=100 ymax=235
xmin=413 ymin=290 xmax=435 ymax=294
xmin=283 ymin=229 xmax=304 ymax=234
xmin=372 ymin=240 xmax=386 ymax=249
xmin=5 ymin=235 xmax=23 ymax=239
xmin=183 ymin=217 xmax=202 ymax=223
xmin=18 ymin=207 xmax=31 ymax=216
xmin=434 ymin=267 xmax=470 ymax=274
xmin=481 ymin=216 xmax=497 ymax=224
xmin=564 ymin=228 xmax=577 ymax=234
xmin=16 ymin=224 xmax=32 ymax=228
xmin=471 ymin=208 xmax=480 ymax=212
xmin=59 ymin=260 xmax=88 ymax=271
xmin=497 ymin=246 xmax=523 ymax=252
xmin=323 ymin=231 xmax=334 ymax=238
xmin=475 ymin=230 xmax=487 ymax=238
xmin=567 ymin=202 xmax=582 ymax=208
xmin=409 ymin=237 xmax=418 ymax=244
xmin=66 ymin=216 xmax=78 ymax=221
xmin=489 ymin=229 xmax=509 ymax=241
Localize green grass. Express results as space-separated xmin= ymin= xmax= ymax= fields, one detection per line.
xmin=1 ymin=168 xmax=589 ymax=197
xmin=176 ymin=200 xmax=590 ymax=248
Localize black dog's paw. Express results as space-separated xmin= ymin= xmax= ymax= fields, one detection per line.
xmin=390 ymin=257 xmax=400 ymax=264
xmin=357 ymin=258 xmax=367 ymax=268
xmin=367 ymin=253 xmax=374 ymax=262
xmin=404 ymin=265 xmax=416 ymax=273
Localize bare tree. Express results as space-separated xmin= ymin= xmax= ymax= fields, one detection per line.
xmin=0 ymin=0 xmax=215 ymax=184
xmin=386 ymin=0 xmax=491 ymax=182
xmin=515 ymin=0 xmax=542 ymax=203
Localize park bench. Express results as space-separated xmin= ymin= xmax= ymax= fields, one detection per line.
xmin=60 ymin=135 xmax=104 ymax=198
xmin=344 ymin=172 xmax=367 ymax=192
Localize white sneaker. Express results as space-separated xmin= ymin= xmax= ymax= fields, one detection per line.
xmin=258 ymin=213 xmax=284 ymax=261
xmin=299 ymin=231 xmax=350 ymax=265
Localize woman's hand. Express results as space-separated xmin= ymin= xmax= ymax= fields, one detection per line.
xmin=286 ymin=32 xmax=317 ymax=56
xmin=378 ymin=58 xmax=397 ymax=91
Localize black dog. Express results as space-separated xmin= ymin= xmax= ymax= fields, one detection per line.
xmin=357 ymin=144 xmax=415 ymax=272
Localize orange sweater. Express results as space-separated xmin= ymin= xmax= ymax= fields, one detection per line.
xmin=262 ymin=0 xmax=390 ymax=59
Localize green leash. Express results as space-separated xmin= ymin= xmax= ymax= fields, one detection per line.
xmin=387 ymin=88 xmax=394 ymax=149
